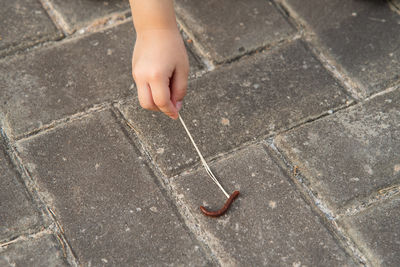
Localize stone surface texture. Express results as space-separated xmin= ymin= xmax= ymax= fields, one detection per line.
xmin=0 ymin=234 xmax=68 ymax=266
xmin=16 ymin=110 xmax=209 ymax=266
xmin=0 ymin=20 xmax=202 ymax=139
xmin=283 ymin=0 xmax=400 ymax=97
xmin=45 ymin=0 xmax=130 ymax=33
xmin=0 ymin=22 xmax=135 ymax=139
xmin=175 ymin=0 xmax=295 ymax=63
xmin=118 ymin=40 xmax=351 ymax=176
xmin=276 ymin=88 xmax=400 ymax=211
xmin=340 ymin=196 xmax=400 ymax=266
xmin=0 ymin=0 xmax=62 ymax=57
xmin=170 ymin=145 xmax=355 ymax=266
xmin=0 ymin=139 xmax=42 ymax=242
xmin=2 ymin=0 xmax=399 ymax=265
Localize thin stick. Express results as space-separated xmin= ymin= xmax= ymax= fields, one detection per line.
xmin=179 ymin=115 xmax=230 ymax=199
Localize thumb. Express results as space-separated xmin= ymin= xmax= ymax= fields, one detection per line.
xmin=170 ymin=64 xmax=188 ymax=111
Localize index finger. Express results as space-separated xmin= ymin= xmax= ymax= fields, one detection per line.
xmin=149 ymin=80 xmax=178 ymax=119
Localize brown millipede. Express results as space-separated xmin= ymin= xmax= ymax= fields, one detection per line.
xmin=200 ymin=191 xmax=240 ymax=217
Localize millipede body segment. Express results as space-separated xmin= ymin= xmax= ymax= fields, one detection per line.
xmin=200 ymin=191 xmax=240 ymax=217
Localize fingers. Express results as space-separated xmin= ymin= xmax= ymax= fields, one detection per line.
xmin=170 ymin=63 xmax=188 ymax=111
xmin=136 ymin=81 xmax=159 ymax=111
xmin=150 ymin=79 xmax=179 ymax=119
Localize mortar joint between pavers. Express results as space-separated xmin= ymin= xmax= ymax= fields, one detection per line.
xmin=338 ymin=184 xmax=400 ymax=219
xmin=39 ymin=0 xmax=74 ymax=35
xmin=14 ymin=102 xmax=112 ymax=142
xmin=175 ymin=17 xmax=216 ymax=71
xmin=276 ymin=0 xmax=368 ymax=101
xmin=110 ymin=105 xmax=225 ymax=266
xmin=0 ymin=128 xmax=79 ymax=266
xmin=363 ymin=81 xmax=400 ymax=102
xmin=266 ymin=139 xmax=369 ymax=266
xmin=71 ymin=10 xmax=132 ymax=37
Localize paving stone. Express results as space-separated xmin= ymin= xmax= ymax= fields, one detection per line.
xmin=0 ymin=20 xmax=202 ymax=139
xmin=16 ymin=110 xmax=209 ymax=266
xmin=282 ymin=0 xmax=400 ymax=97
xmin=275 ymin=88 xmax=400 ymax=212
xmin=174 ymin=0 xmax=294 ymax=63
xmin=118 ymin=40 xmax=351 ymax=176
xmin=0 ymin=22 xmax=134 ymax=139
xmin=170 ymin=144 xmax=354 ymax=266
xmin=0 ymin=138 xmax=42 ymax=242
xmin=340 ymin=196 xmax=400 ymax=266
xmin=44 ymin=0 xmax=130 ymax=33
xmin=0 ymin=234 xmax=68 ymax=267
xmin=0 ymin=0 xmax=62 ymax=57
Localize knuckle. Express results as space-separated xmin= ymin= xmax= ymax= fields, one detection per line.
xmin=154 ymin=98 xmax=169 ymax=109
xmin=148 ymin=69 xmax=165 ymax=81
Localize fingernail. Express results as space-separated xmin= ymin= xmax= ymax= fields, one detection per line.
xmin=176 ymin=101 xmax=183 ymax=111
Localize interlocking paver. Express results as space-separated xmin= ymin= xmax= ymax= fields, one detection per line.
xmin=0 ymin=138 xmax=42 ymax=242
xmin=275 ymin=88 xmax=400 ymax=212
xmin=175 ymin=0 xmax=294 ymax=63
xmin=0 ymin=20 xmax=202 ymax=139
xmin=340 ymin=196 xmax=400 ymax=266
xmin=16 ymin=110 xmax=210 ymax=266
xmin=0 ymin=22 xmax=134 ymax=139
xmin=0 ymin=0 xmax=62 ymax=57
xmin=282 ymin=0 xmax=400 ymax=97
xmin=118 ymin=40 xmax=351 ymax=176
xmin=43 ymin=0 xmax=130 ymax=33
xmin=0 ymin=234 xmax=68 ymax=266
xmin=170 ymin=144 xmax=355 ymax=266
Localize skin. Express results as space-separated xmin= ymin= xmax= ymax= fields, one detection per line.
xmin=129 ymin=0 xmax=189 ymax=119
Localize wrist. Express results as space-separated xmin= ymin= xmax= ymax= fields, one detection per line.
xmin=136 ymin=28 xmax=181 ymax=40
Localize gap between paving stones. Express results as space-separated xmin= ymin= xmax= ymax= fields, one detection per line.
xmin=114 ymin=91 xmax=355 ymax=180
xmin=1 ymin=229 xmax=50 ymax=248
xmin=113 ymin=102 xmax=366 ymax=265
xmin=39 ymin=0 xmax=131 ymax=36
xmin=0 ymin=230 xmax=72 ymax=266
xmin=1 ymin=2 xmax=130 ymax=59
xmin=1 ymin=123 xmax=80 ymax=266
xmin=176 ymin=13 xmax=300 ymax=66
xmin=274 ymin=0 xmax=367 ymax=100
xmin=110 ymin=106 xmax=225 ymax=265
xmin=269 ymin=86 xmax=400 ymax=220
xmin=266 ymin=139 xmax=369 ymax=266
xmin=39 ymin=0 xmax=74 ymax=35
xmin=0 ymin=15 xmax=133 ymax=63
xmin=6 ymin=31 xmax=320 ymax=144
xmin=10 ymin=102 xmax=112 ymax=142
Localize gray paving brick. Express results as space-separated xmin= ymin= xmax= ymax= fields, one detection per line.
xmin=0 ymin=0 xmax=62 ymax=57
xmin=0 ymin=22 xmax=134 ymax=139
xmin=118 ymin=40 xmax=351 ymax=176
xmin=275 ymin=88 xmax=400 ymax=212
xmin=0 ymin=139 xmax=42 ymax=242
xmin=0 ymin=21 xmax=202 ymax=139
xmin=170 ymin=144 xmax=354 ymax=266
xmin=16 ymin=110 xmax=209 ymax=266
xmin=340 ymin=196 xmax=400 ymax=266
xmin=282 ymin=0 xmax=400 ymax=97
xmin=175 ymin=0 xmax=294 ymax=63
xmin=0 ymin=234 xmax=68 ymax=267
xmin=44 ymin=0 xmax=130 ymax=33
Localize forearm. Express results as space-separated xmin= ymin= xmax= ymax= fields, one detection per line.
xmin=129 ymin=0 xmax=178 ymax=34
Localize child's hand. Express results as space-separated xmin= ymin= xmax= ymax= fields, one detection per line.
xmin=132 ymin=29 xmax=189 ymax=120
